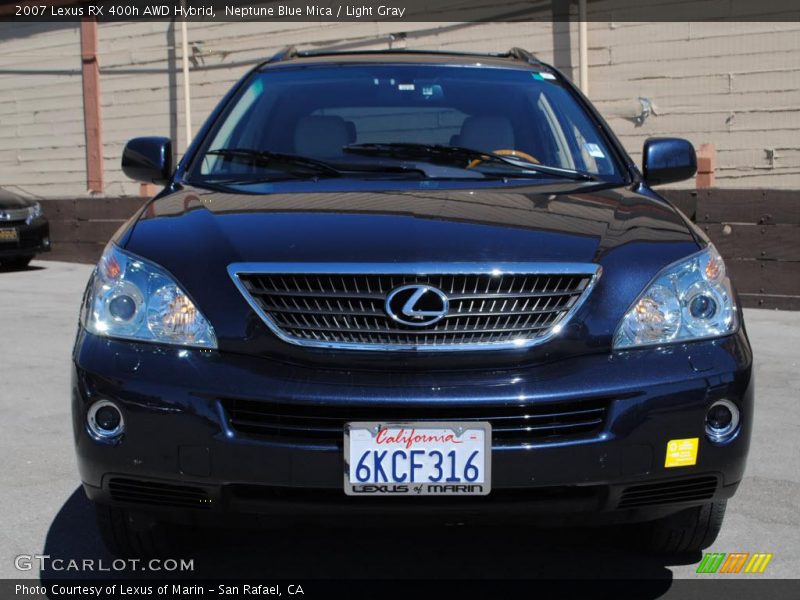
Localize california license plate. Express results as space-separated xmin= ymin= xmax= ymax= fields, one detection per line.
xmin=0 ymin=228 xmax=18 ymax=242
xmin=344 ymin=422 xmax=491 ymax=496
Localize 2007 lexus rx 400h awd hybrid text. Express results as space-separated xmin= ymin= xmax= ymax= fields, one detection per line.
xmin=72 ymin=48 xmax=752 ymax=558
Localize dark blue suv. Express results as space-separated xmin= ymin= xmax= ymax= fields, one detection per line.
xmin=72 ymin=48 xmax=752 ymax=558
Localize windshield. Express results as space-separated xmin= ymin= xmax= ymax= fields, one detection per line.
xmin=188 ymin=64 xmax=624 ymax=185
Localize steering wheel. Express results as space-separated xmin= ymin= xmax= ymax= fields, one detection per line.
xmin=467 ymin=148 xmax=540 ymax=169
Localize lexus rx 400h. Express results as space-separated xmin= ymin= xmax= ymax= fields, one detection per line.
xmin=72 ymin=48 xmax=752 ymax=557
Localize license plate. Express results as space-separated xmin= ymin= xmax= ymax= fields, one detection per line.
xmin=0 ymin=228 xmax=18 ymax=242
xmin=344 ymin=422 xmax=491 ymax=496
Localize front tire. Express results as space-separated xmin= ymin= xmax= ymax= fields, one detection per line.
xmin=94 ymin=503 xmax=172 ymax=558
xmin=638 ymin=500 xmax=727 ymax=555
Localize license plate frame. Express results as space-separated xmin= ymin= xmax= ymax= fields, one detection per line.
xmin=0 ymin=228 xmax=18 ymax=242
xmin=344 ymin=421 xmax=491 ymax=496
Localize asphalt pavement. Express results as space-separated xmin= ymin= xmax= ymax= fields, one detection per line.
xmin=0 ymin=260 xmax=798 ymax=586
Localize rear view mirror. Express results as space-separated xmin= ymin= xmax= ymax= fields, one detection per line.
xmin=642 ymin=137 xmax=697 ymax=186
xmin=121 ymin=137 xmax=173 ymax=184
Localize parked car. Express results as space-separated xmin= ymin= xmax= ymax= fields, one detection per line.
xmin=72 ymin=48 xmax=752 ymax=557
xmin=0 ymin=188 xmax=50 ymax=268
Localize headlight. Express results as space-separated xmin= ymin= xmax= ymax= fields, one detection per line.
xmin=26 ymin=202 xmax=43 ymax=223
xmin=81 ymin=244 xmax=217 ymax=348
xmin=613 ymin=245 xmax=737 ymax=349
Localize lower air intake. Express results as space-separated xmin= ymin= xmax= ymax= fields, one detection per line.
xmin=108 ymin=477 xmax=212 ymax=509
xmin=617 ymin=476 xmax=718 ymax=509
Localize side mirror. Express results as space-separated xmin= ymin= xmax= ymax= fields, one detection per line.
xmin=121 ymin=137 xmax=173 ymax=184
xmin=642 ymin=137 xmax=697 ymax=186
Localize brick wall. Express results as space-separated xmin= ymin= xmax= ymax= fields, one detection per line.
xmin=38 ymin=189 xmax=800 ymax=310
xmin=662 ymin=189 xmax=800 ymax=310
xmin=40 ymin=197 xmax=145 ymax=263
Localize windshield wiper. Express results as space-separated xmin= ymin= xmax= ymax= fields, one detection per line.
xmin=203 ymin=148 xmax=431 ymax=181
xmin=204 ymin=148 xmax=342 ymax=178
xmin=335 ymin=163 xmax=428 ymax=178
xmin=343 ymin=143 xmax=598 ymax=181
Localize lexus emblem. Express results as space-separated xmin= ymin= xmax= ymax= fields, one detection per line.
xmin=385 ymin=284 xmax=449 ymax=327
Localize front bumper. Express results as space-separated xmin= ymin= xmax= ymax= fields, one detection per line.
xmin=0 ymin=218 xmax=50 ymax=257
xmin=72 ymin=329 xmax=753 ymax=525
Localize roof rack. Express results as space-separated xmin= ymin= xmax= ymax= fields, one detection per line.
xmin=290 ymin=48 xmax=507 ymax=59
xmin=259 ymin=46 xmax=543 ymax=67
xmin=506 ymin=47 xmax=542 ymax=66
xmin=266 ymin=45 xmax=298 ymax=64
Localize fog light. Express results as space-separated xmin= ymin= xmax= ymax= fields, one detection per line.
xmin=705 ymin=399 xmax=739 ymax=443
xmin=87 ymin=400 xmax=124 ymax=440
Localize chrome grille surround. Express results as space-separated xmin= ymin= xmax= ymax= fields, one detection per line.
xmin=228 ymin=262 xmax=601 ymax=351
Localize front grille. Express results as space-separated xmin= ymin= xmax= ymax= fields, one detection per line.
xmin=0 ymin=207 xmax=31 ymax=223
xmin=617 ymin=476 xmax=718 ymax=509
xmin=220 ymin=397 xmax=610 ymax=447
xmin=230 ymin=263 xmax=599 ymax=351
xmin=108 ymin=477 xmax=212 ymax=509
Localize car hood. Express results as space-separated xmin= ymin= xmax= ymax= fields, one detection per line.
xmin=122 ymin=182 xmax=700 ymax=367
xmin=0 ymin=188 xmax=33 ymax=209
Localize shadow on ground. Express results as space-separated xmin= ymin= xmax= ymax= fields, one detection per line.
xmin=39 ymin=487 xmax=698 ymax=594
xmin=0 ymin=263 xmax=45 ymax=273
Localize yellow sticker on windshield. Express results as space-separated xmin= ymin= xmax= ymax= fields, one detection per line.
xmin=665 ymin=438 xmax=699 ymax=468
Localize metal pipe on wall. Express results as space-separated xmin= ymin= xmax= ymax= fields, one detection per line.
xmin=578 ymin=0 xmax=589 ymax=96
xmin=180 ymin=14 xmax=192 ymax=149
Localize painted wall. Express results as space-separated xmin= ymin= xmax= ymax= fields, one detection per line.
xmin=0 ymin=20 xmax=798 ymax=198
